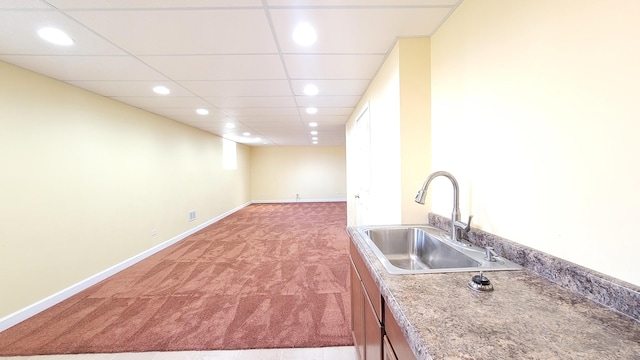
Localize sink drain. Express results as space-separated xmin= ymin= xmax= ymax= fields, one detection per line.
xmin=468 ymin=272 xmax=494 ymax=292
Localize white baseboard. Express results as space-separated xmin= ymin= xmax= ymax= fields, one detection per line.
xmin=0 ymin=201 xmax=251 ymax=333
xmin=252 ymin=198 xmax=347 ymax=203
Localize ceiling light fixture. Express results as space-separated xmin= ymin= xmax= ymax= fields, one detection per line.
xmin=309 ymin=122 xmax=318 ymax=127
xmin=304 ymin=84 xmax=319 ymax=96
xmin=196 ymin=108 xmax=209 ymax=115
xmin=225 ymin=123 xmax=236 ymax=129
xmin=306 ymin=107 xmax=318 ymax=115
xmin=310 ymin=130 xmax=318 ymax=135
xmin=243 ymin=132 xmax=251 ymax=136
xmin=312 ymin=137 xmax=318 ymax=140
xmin=292 ymin=22 xmax=317 ymax=46
xmin=37 ymin=27 xmax=74 ymax=46
xmin=312 ymin=141 xmax=318 ymax=145
xmin=153 ymin=86 xmax=170 ymax=95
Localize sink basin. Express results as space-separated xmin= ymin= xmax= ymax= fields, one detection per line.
xmin=358 ymin=225 xmax=523 ymax=274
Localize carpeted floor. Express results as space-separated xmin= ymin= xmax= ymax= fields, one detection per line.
xmin=0 ymin=202 xmax=353 ymax=356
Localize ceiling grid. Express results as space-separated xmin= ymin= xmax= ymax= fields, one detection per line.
xmin=0 ymin=0 xmax=462 ymax=146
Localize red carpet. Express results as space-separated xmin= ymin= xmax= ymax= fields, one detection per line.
xmin=0 ymin=202 xmax=352 ymax=355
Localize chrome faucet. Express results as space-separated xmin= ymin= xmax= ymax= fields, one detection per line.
xmin=415 ymin=171 xmax=472 ymax=244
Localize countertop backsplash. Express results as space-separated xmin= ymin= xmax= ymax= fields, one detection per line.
xmin=428 ymin=213 xmax=640 ymax=322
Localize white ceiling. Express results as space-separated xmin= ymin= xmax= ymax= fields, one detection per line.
xmin=0 ymin=0 xmax=462 ymax=146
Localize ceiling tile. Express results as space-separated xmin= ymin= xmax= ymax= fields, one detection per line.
xmin=314 ymin=123 xmax=347 ymax=130
xmin=271 ymin=8 xmax=451 ymax=54
xmin=65 ymin=9 xmax=277 ymax=55
xmin=67 ymin=80 xmax=194 ymax=97
xmin=0 ymin=10 xmax=127 ymax=55
xmin=179 ymin=80 xmax=293 ymax=97
xmin=112 ymin=96 xmax=210 ymax=109
xmin=140 ymin=55 xmax=287 ymax=80
xmin=205 ymin=96 xmax=297 ymax=108
xmin=45 ymin=0 xmax=263 ymax=9
xmin=302 ymin=115 xmax=349 ymax=124
xmin=143 ymin=107 xmax=229 ymax=122
xmin=233 ymin=115 xmax=301 ymax=124
xmin=284 ymin=54 xmax=385 ymax=79
xmin=299 ymin=107 xmax=354 ymax=116
xmin=295 ymin=95 xmax=360 ymax=108
xmin=266 ymin=0 xmax=460 ymax=6
xmin=223 ymin=107 xmax=300 ymax=117
xmin=290 ymin=79 xmax=369 ymax=96
xmin=0 ymin=55 xmax=169 ymax=81
xmin=0 ymin=0 xmax=53 ymax=9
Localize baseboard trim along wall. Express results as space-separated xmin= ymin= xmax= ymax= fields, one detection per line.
xmin=253 ymin=198 xmax=347 ymax=204
xmin=0 ymin=202 xmax=252 ymax=333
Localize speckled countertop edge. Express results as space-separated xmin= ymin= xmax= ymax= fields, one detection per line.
xmin=428 ymin=213 xmax=640 ymax=321
xmin=347 ymin=226 xmax=435 ymax=359
xmin=347 ymin=225 xmax=640 ymax=360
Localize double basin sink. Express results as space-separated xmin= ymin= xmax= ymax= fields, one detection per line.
xmin=357 ymin=225 xmax=522 ymax=274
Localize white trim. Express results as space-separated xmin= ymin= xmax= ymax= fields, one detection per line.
xmin=252 ymin=198 xmax=347 ymax=204
xmin=0 ymin=201 xmax=251 ymax=333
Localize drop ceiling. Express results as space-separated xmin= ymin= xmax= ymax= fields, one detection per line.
xmin=0 ymin=0 xmax=462 ymax=146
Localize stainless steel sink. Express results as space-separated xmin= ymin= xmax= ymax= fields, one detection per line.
xmin=358 ymin=225 xmax=523 ymax=274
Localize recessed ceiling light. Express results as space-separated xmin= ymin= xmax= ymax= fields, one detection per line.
xmin=293 ymin=22 xmax=317 ymax=46
xmin=309 ymin=122 xmax=318 ymax=127
xmin=255 ymin=137 xmax=261 ymax=142
xmin=310 ymin=130 xmax=318 ymax=135
xmin=225 ymin=123 xmax=236 ymax=129
xmin=37 ymin=27 xmax=73 ymax=46
xmin=196 ymin=108 xmax=209 ymax=115
xmin=306 ymin=107 xmax=318 ymax=115
xmin=304 ymin=84 xmax=319 ymax=96
xmin=243 ymin=132 xmax=251 ymax=136
xmin=312 ymin=141 xmax=318 ymax=145
xmin=312 ymin=137 xmax=318 ymax=141
xmin=153 ymin=86 xmax=170 ymax=95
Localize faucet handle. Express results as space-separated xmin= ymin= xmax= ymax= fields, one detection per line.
xmin=464 ymin=215 xmax=473 ymax=233
xmin=453 ymin=215 xmax=473 ymax=241
xmin=484 ymin=246 xmax=499 ymax=262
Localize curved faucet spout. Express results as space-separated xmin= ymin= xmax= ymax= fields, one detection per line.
xmin=415 ymin=171 xmax=469 ymax=243
xmin=415 ymin=171 xmax=459 ymax=207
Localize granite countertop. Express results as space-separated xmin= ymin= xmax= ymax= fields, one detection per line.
xmin=347 ymin=226 xmax=640 ymax=360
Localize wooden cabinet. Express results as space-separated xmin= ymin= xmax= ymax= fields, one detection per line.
xmin=384 ymin=303 xmax=416 ymax=360
xmin=364 ymin=283 xmax=383 ymax=360
xmin=383 ymin=335 xmax=398 ymax=360
xmin=350 ymin=242 xmax=382 ymax=360
xmin=351 ymin=259 xmax=366 ymax=360
xmin=350 ymin=241 xmax=417 ymax=360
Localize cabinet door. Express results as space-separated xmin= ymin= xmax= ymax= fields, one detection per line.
xmin=351 ymin=261 xmax=365 ymax=360
xmin=384 ymin=303 xmax=416 ymax=360
xmin=383 ymin=335 xmax=398 ymax=360
xmin=364 ymin=288 xmax=382 ymax=360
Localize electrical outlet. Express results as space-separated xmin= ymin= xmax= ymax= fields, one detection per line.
xmin=296 ymin=193 xmax=300 ymax=201
xmin=151 ymin=229 xmax=158 ymax=236
xmin=188 ymin=210 xmax=196 ymax=222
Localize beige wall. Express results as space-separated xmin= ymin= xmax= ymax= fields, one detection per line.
xmin=347 ymin=42 xmax=401 ymax=225
xmin=250 ymin=146 xmax=346 ymax=202
xmin=430 ymin=0 xmax=640 ymax=285
xmin=0 ymin=61 xmax=252 ymax=317
xmin=346 ymin=38 xmax=431 ymax=226
xmin=399 ymin=39 xmax=431 ymax=224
